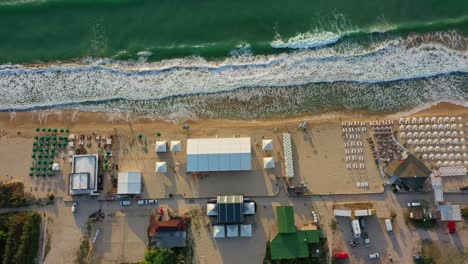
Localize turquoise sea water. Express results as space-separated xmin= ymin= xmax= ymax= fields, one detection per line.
xmin=0 ymin=0 xmax=467 ymax=119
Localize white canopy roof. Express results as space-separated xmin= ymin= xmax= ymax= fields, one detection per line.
xmin=170 ymin=141 xmax=182 ymax=152
xmin=243 ymin=202 xmax=256 ymax=215
xmin=207 ymin=203 xmax=218 ymax=216
xmin=187 ymin=138 xmax=251 ymax=172
xmin=155 ymin=162 xmax=167 ymax=173
xmin=52 ymin=163 xmax=60 ymax=171
xmin=240 ymin=224 xmax=252 ymax=237
xmin=263 ymin=157 xmax=275 ymax=169
xmin=117 ymin=172 xmax=142 ymax=194
xmin=226 ymin=225 xmax=239 ymax=237
xmin=262 ymin=139 xmax=273 ymax=151
xmin=213 ymin=225 xmax=225 ymax=238
xmin=155 ymin=141 xmax=167 ymax=152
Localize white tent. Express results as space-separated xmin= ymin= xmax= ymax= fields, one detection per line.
xmin=240 ymin=224 xmax=252 ymax=237
xmin=262 ymin=139 xmax=273 ymax=151
xmin=207 ymin=203 xmax=218 ymax=216
xmin=424 ymin=117 xmax=430 ymax=123
xmin=226 ymin=225 xmax=239 ymax=237
xmin=213 ymin=225 xmax=225 ymax=238
xmin=263 ymin=157 xmax=275 ymax=169
xmin=170 ymin=141 xmax=182 ymax=152
xmin=244 ymin=202 xmax=256 ymax=215
xmin=155 ymin=141 xmax=167 ymax=153
xmin=52 ymin=163 xmax=60 ymax=171
xmin=418 ymin=117 xmax=424 ymax=124
xmin=117 ymin=172 xmax=142 ymax=194
xmin=187 ymin=138 xmax=251 ymax=172
xmin=155 ymin=162 xmax=167 ymax=173
xmin=431 ymin=117 xmax=437 ymax=123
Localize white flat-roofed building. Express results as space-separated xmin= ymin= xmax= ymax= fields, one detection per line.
xmin=186 ymin=138 xmax=251 ymax=172
xmin=155 ymin=141 xmax=167 ymax=153
xmin=282 ymin=133 xmax=295 ymax=178
xmin=69 ymin=154 xmax=99 ymax=195
xmin=117 ymin=172 xmax=142 ymax=195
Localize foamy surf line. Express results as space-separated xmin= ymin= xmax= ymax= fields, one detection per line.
xmin=0 ymin=38 xmax=467 ymax=112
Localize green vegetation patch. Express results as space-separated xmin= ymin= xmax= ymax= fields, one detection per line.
xmin=0 ymin=182 xmax=27 ymax=208
xmin=0 ymin=211 xmax=41 ymax=264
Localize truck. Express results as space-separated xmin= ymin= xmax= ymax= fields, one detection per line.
xmin=354 ymin=209 xmax=376 ymax=217
xmin=334 ymin=209 xmax=352 ymax=217
xmin=385 ymin=219 xmax=393 ymax=233
xmin=351 ymin=219 xmax=361 ymax=239
xmin=407 ymin=202 xmax=421 ymax=207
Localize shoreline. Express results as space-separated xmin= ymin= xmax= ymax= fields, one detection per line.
xmin=1 ymin=101 xmax=466 ymax=128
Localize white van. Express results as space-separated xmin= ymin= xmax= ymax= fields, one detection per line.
xmin=369 ymin=253 xmax=380 ymax=259
xmin=407 ymin=202 xmax=421 ymax=207
xmin=385 ymin=219 xmax=393 ymax=233
xmin=120 ymin=200 xmax=131 ymax=206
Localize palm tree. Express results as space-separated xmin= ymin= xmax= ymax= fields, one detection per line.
xmin=106 ymin=151 xmax=111 ymax=156
xmin=36 ymin=172 xmax=41 ymax=177
xmin=30 ymin=166 xmax=34 ymax=171
xmin=36 ymin=128 xmax=40 ymax=132
xmin=48 ymin=128 xmax=51 ymax=132
xmin=53 ymin=128 xmax=58 ymax=133
xmin=156 ymin=132 xmax=162 ymax=137
xmin=183 ymin=124 xmax=190 ymax=130
xmin=31 ymin=154 xmax=36 ymax=159
xmin=34 ymin=135 xmax=38 ymax=140
xmin=49 ymin=160 xmax=53 ymax=165
xmin=138 ymin=134 xmax=143 ymax=140
xmin=65 ymin=129 xmax=69 ymax=133
xmin=29 ymin=172 xmax=33 ymax=177
xmin=48 ymin=172 xmax=53 ymax=177
xmin=33 ymin=142 xmax=38 ymax=146
xmin=42 ymin=128 xmax=46 ymax=132
xmin=60 ymin=129 xmax=64 ymax=133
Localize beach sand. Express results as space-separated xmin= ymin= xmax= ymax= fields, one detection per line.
xmin=0 ymin=102 xmax=466 ymax=200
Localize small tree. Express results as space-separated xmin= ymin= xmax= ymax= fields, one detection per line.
xmin=138 ymin=134 xmax=143 ymax=140
xmin=156 ymin=132 xmax=161 ymax=137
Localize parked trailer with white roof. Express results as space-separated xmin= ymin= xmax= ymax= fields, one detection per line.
xmin=351 ymin=219 xmax=361 ymax=238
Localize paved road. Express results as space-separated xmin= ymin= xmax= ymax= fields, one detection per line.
xmin=1 ymin=188 xmax=465 ymax=264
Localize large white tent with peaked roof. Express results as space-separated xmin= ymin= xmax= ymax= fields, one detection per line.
xmin=187 ymin=138 xmax=251 ymax=172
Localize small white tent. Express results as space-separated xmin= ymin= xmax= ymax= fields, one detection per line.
xmin=155 ymin=141 xmax=167 ymax=153
xmin=213 ymin=225 xmax=225 ymax=238
xmin=262 ymin=139 xmax=273 ymax=151
xmin=155 ymin=162 xmax=167 ymax=173
xmin=263 ymin=157 xmax=275 ymax=169
xmin=240 ymin=224 xmax=252 ymax=237
xmin=170 ymin=141 xmax=182 ymax=152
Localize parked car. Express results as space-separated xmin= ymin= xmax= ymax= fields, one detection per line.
xmin=71 ymin=203 xmax=78 ymax=213
xmin=137 ymin=200 xmax=148 ymax=205
xmin=333 ymin=252 xmax=349 ymax=259
xmin=459 ymin=186 xmax=468 ymax=191
xmin=363 ymin=232 xmax=370 ymax=247
xmin=413 ymin=255 xmax=423 ymax=260
xmin=120 ymin=200 xmax=131 ymax=206
xmin=148 ymin=199 xmax=158 ymax=204
xmin=407 ymin=202 xmax=421 ymax=207
xmin=448 ymin=221 xmax=456 ymax=233
xmin=369 ymin=253 xmax=380 ymax=259
xmin=359 ymin=217 xmax=367 ymax=229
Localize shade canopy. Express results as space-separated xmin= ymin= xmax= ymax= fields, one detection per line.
xmin=262 ymin=139 xmax=273 ymax=151
xmin=213 ymin=225 xmax=225 ymax=238
xmin=240 ymin=224 xmax=252 ymax=237
xmin=170 ymin=141 xmax=182 ymax=152
xmin=155 ymin=162 xmax=167 ymax=173
xmin=117 ymin=172 xmax=142 ymax=194
xmin=263 ymin=157 xmax=275 ymax=169
xmin=226 ymin=225 xmax=239 ymax=237
xmin=155 ymin=141 xmax=167 ymax=152
xmin=52 ymin=163 xmax=60 ymax=171
xmin=187 ymin=138 xmax=251 ymax=172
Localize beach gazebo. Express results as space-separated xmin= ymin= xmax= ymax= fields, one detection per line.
xmin=262 ymin=139 xmax=273 ymax=151
xmin=155 ymin=141 xmax=167 ymax=153
xmin=263 ymin=157 xmax=275 ymax=169
xmin=155 ymin=162 xmax=167 ymax=173
xmin=170 ymin=141 xmax=182 ymax=152
xmin=52 ymin=163 xmax=60 ymax=171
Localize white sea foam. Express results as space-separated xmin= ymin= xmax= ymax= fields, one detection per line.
xmin=271 ymin=31 xmax=343 ymax=49
xmin=0 ymin=36 xmax=467 ymax=111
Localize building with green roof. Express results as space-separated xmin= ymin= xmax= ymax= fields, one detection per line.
xmin=270 ymin=206 xmax=322 ymax=260
xmin=276 ymin=206 xmax=296 ymax=233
